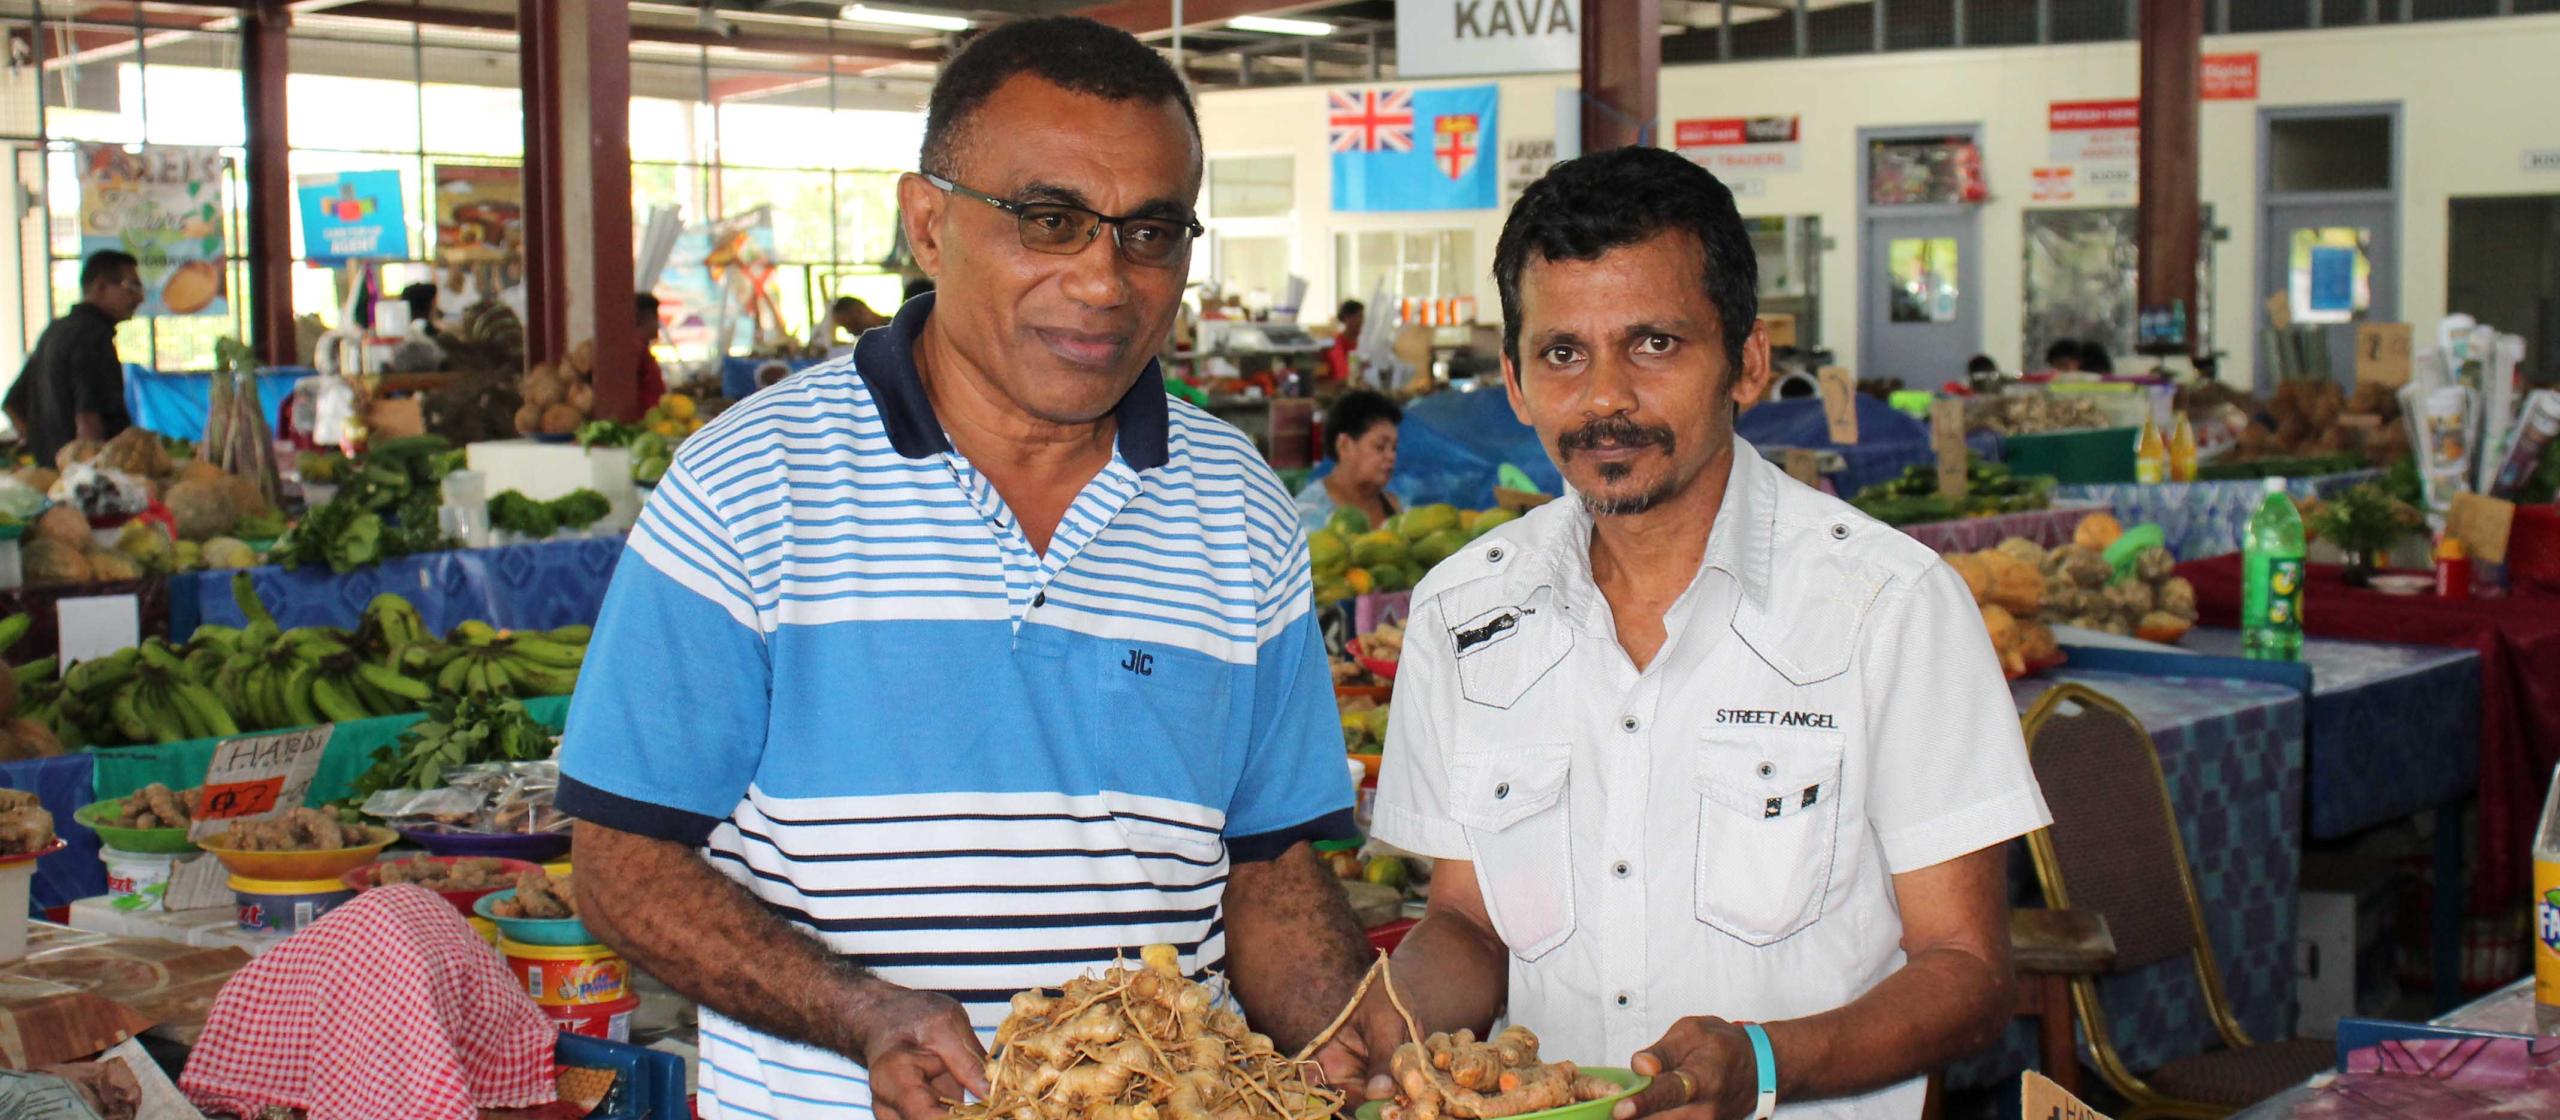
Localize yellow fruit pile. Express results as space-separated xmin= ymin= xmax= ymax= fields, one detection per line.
xmin=1311 ymin=504 xmax=1519 ymax=605
xmin=643 ymin=393 xmax=704 ymax=440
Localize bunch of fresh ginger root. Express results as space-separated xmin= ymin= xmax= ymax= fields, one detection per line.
xmin=955 ymin=948 xmax=1615 ymax=1120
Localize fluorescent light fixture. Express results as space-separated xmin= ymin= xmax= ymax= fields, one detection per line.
xmin=839 ymin=4 xmax=971 ymax=32
xmin=1228 ymin=15 xmax=1334 ymax=36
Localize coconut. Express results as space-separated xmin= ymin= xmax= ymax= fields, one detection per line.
xmin=164 ymin=477 xmax=239 ymax=541
xmin=515 ymin=403 xmax=544 ymax=435
xmin=100 ymin=428 xmax=172 ymax=479
xmin=521 ymin=369 xmax=565 ymax=408
xmin=22 ymin=539 xmax=92 ymax=586
xmin=11 ymin=467 xmax=57 ymax=494
xmin=114 ymin=519 xmax=176 ymax=570
xmin=217 ymin=474 xmax=269 ymax=518
xmin=177 ymin=460 xmax=228 ymax=486
xmin=54 ymin=439 xmax=104 ymax=470
xmin=29 ymin=504 xmax=88 ymax=549
xmin=564 ymin=382 xmax=596 ymax=414
xmin=540 ymin=404 xmax=585 ymax=435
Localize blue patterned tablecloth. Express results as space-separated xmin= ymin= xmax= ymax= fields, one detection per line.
xmin=1 ymin=751 xmax=100 ymax=916
xmin=168 ymin=535 xmax=627 ymax=640
xmin=1953 ymin=669 xmax=2306 ymax=1089
xmin=2183 ymin=628 xmax=2480 ymax=839
xmin=2053 ymin=470 xmax=2375 ymax=560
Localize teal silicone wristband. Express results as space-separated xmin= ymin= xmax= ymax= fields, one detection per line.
xmin=1741 ymin=1022 xmax=1777 ymax=1119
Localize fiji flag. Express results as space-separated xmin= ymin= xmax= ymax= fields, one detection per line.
xmin=1329 ymin=85 xmax=1499 ymax=212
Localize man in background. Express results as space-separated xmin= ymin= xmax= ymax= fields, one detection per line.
xmin=1326 ymin=298 xmax=1366 ymax=383
xmin=7 ymin=250 xmax=142 ymax=464
xmin=823 ymin=295 xmax=890 ymax=357
xmin=634 ymin=293 xmax=667 ymax=413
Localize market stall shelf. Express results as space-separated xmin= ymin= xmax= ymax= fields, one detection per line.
xmin=1898 ymin=503 xmax=2108 ymax=555
xmin=169 ymin=535 xmax=624 ymax=640
xmin=2178 ymin=553 xmax=2560 ymax=916
xmin=3 ymin=695 xmax=572 ymax=913
xmin=2053 ymin=471 xmax=2374 ymax=560
xmin=1951 ymin=669 xmax=2304 ymax=1092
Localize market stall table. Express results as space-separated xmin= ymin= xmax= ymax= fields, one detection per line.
xmin=2178 ymin=554 xmax=2560 ymax=916
xmin=1897 ymin=503 xmax=2107 ymax=555
xmin=168 ymin=534 xmax=626 ymax=639
xmin=2054 ymin=471 xmax=2376 ymax=560
xmin=1955 ymin=668 xmax=2305 ymax=1090
xmin=2228 ymin=977 xmax=2541 ymax=1119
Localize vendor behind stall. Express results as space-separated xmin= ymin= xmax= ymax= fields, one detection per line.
xmin=1326 ymin=299 xmax=1366 ymax=383
xmin=633 ymin=293 xmax=666 ymax=413
xmin=6 ymin=250 xmax=140 ymax=464
xmin=1321 ymin=148 xmax=2050 ymax=1120
xmin=1296 ymin=389 xmax=1400 ymax=531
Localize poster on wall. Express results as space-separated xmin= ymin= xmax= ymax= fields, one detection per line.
xmin=2202 ymin=53 xmax=2259 ymax=100
xmin=1396 ymin=0 xmax=1578 ymax=78
xmin=432 ymin=164 xmax=522 ymax=265
xmin=658 ymin=207 xmax=780 ymax=352
xmin=1674 ymin=116 xmax=1802 ymax=178
xmin=1329 ymin=85 xmax=1500 ymax=212
xmin=2047 ymin=100 xmax=2139 ymax=165
xmin=1503 ymin=136 xmax=1555 ymax=208
xmin=295 ymin=170 xmax=409 ymax=264
xmin=75 ymin=143 xmax=228 ymax=317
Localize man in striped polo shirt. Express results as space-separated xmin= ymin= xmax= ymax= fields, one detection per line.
xmin=557 ymin=18 xmax=1373 ymax=1120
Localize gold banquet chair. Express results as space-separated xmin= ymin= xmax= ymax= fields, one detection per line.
xmin=2018 ymin=684 xmax=2331 ymax=1119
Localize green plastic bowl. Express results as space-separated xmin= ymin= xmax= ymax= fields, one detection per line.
xmin=1355 ymin=1067 xmax=1648 ymax=1120
xmin=74 ymin=798 xmax=202 ymax=854
xmin=474 ymin=888 xmax=595 ymax=946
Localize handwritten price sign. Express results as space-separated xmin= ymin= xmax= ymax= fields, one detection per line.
xmin=185 ymin=725 xmax=334 ymax=841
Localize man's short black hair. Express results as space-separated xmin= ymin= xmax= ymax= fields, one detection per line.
xmin=635 ymin=292 xmax=661 ymax=323
xmin=1494 ymin=147 xmax=1757 ymax=373
xmin=1325 ymin=390 xmax=1402 ymax=460
xmin=919 ymin=16 xmax=1197 ymax=180
xmin=832 ymin=296 xmax=860 ymax=315
xmin=80 ymin=250 xmax=138 ymax=290
xmin=2043 ymin=339 xmax=2082 ymax=368
xmin=1966 ymin=354 xmax=1999 ymax=375
xmin=1338 ymin=299 xmax=1365 ymax=321
xmin=2077 ymin=339 xmax=2115 ymax=374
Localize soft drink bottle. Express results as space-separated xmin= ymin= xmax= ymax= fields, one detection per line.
xmin=2537 ymin=765 xmax=2560 ymax=1031
xmin=2242 ymin=477 xmax=2305 ymax=661
xmin=2135 ymin=415 xmax=2169 ymax=484
xmin=2169 ymin=413 xmax=2199 ymax=482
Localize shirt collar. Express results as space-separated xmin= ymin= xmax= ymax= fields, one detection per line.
xmin=852 ymin=292 xmax=1172 ymax=471
xmin=1537 ymin=435 xmax=1779 ymax=619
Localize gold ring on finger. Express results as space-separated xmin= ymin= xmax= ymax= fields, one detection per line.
xmin=1672 ymin=1070 xmax=1696 ymax=1101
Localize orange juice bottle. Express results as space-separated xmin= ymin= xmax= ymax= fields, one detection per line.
xmin=2539 ymin=765 xmax=2560 ymax=1031
xmin=2135 ymin=415 xmax=2169 ymax=484
xmin=2169 ymin=413 xmax=2199 ymax=482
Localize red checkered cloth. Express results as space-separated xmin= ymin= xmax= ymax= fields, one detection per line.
xmin=180 ymin=884 xmax=559 ymax=1120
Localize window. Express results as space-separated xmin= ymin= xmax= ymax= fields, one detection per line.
xmin=2022 ymin=209 xmax=2137 ymax=367
xmin=1887 ymin=238 xmax=1961 ymax=323
xmin=1334 ymin=229 xmax=1475 ymax=312
xmin=1208 ymin=155 xmax=1293 ymax=219
xmin=2288 ymin=227 xmax=2374 ymax=325
xmin=1207 ymin=235 xmax=1292 ymax=314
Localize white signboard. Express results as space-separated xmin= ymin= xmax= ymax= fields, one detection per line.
xmin=2047 ymin=100 xmax=2140 ymax=166
xmin=1673 ymin=116 xmax=1804 ymax=178
xmin=1503 ymin=136 xmax=1556 ymax=207
xmin=1397 ymin=0 xmax=1579 ymax=79
xmin=2525 ymin=149 xmax=2560 ymax=173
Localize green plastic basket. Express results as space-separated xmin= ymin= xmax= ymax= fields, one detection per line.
xmin=74 ymin=798 xmax=202 ymax=854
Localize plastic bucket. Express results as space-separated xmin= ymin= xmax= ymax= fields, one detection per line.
xmin=469 ymin=915 xmax=501 ymax=948
xmin=501 ymin=938 xmax=628 ymax=1006
xmin=544 ymin=993 xmax=639 ymax=1041
xmin=103 ymin=848 xmax=182 ymax=912
xmin=231 ymin=874 xmax=356 ymax=934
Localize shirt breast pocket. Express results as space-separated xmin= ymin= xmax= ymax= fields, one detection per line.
xmin=1098 ymin=643 xmax=1233 ymax=802
xmin=1448 ymin=742 xmax=1576 ymax=961
xmin=1693 ymin=730 xmax=1846 ymax=946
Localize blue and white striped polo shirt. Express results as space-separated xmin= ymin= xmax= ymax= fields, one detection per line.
xmin=557 ymin=296 xmax=1354 ymax=1120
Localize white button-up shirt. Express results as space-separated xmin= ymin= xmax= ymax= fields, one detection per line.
xmin=1372 ymin=439 xmax=2051 ymax=1120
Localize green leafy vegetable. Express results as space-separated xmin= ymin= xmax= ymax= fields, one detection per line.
xmin=489 ymin=491 xmax=558 ymax=538
xmin=349 ymin=693 xmax=556 ymax=798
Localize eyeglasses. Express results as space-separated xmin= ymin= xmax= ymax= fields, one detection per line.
xmin=924 ymin=173 xmax=1202 ymax=269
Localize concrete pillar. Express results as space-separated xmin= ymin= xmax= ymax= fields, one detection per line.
xmin=2138 ymin=0 xmax=2203 ymax=355
xmin=1580 ymin=0 xmax=1660 ymax=152
xmin=519 ymin=0 xmax=637 ymax=418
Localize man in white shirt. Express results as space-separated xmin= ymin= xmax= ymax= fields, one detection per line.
xmin=1317 ymin=148 xmax=2051 ymax=1119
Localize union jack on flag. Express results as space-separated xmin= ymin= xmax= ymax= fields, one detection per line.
xmin=1328 ymin=89 xmax=1414 ymax=153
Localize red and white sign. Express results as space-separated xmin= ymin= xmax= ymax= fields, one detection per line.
xmin=1674 ymin=115 xmax=1803 ymax=175
xmin=2048 ymin=99 xmax=2139 ymax=165
xmin=2202 ymin=53 xmax=2259 ymax=100
xmin=2031 ymin=166 xmax=2077 ymax=203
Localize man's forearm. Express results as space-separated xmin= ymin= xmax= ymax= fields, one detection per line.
xmin=1760 ymin=945 xmax=2012 ymax=1100
xmin=1221 ymin=842 xmax=1373 ymax=1051
xmin=573 ymin=820 xmax=882 ymax=1059
xmin=1384 ymin=908 xmax=1510 ymax=1038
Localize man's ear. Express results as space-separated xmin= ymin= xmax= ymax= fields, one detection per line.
xmin=1729 ymin=318 xmax=1775 ymax=409
xmin=897 ymin=173 xmax=947 ymax=280
xmin=1502 ymin=355 xmax=1533 ymax=428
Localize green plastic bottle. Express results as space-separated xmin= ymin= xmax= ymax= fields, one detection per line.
xmin=2242 ymin=477 xmax=2305 ymax=661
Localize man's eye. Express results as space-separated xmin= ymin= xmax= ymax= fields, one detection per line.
xmin=1542 ymin=347 xmax=1578 ymax=365
xmin=1024 ymin=210 xmax=1073 ymax=233
xmin=1638 ymin=335 xmax=1677 ymax=355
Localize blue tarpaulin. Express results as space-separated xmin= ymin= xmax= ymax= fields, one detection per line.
xmin=125 ymin=364 xmax=311 ymax=443
xmin=1735 ymin=396 xmax=2002 ymax=496
xmin=1382 ymin=387 xmax=1562 ymax=510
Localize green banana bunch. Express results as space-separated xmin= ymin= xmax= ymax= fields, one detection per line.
xmin=427 ymin=627 xmax=589 ymax=700
xmin=0 ymin=612 xmax=29 ymax=657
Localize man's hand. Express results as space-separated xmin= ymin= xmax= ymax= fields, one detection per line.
xmin=1614 ymin=1018 xmax=1760 ymax=1120
xmin=1309 ymin=982 xmax=1411 ymax=1104
xmin=851 ymin=980 xmax=989 ymax=1120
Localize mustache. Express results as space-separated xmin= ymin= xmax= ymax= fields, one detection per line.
xmin=1556 ymin=416 xmax=1676 ymax=458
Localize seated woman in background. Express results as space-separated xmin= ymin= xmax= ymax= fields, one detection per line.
xmin=1295 ymin=389 xmax=1401 ymax=532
